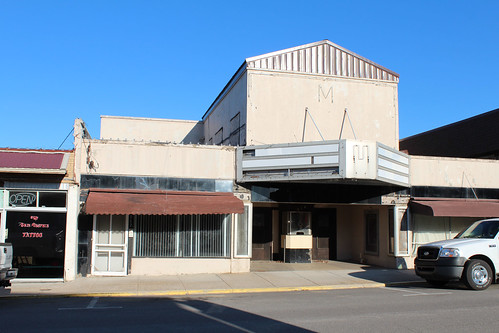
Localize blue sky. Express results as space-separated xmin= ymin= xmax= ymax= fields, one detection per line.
xmin=1 ymin=1 xmax=498 ymax=150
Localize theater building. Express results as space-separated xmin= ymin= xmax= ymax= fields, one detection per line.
xmin=73 ymin=40 xmax=499 ymax=276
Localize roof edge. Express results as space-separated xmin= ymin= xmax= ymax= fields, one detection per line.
xmin=401 ymin=108 xmax=499 ymax=143
xmin=246 ymin=40 xmax=399 ymax=78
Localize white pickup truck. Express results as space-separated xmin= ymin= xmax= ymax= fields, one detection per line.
xmin=0 ymin=243 xmax=18 ymax=287
xmin=415 ymin=218 xmax=499 ymax=290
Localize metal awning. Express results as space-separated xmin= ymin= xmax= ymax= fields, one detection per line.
xmin=410 ymin=198 xmax=499 ymax=217
xmin=83 ymin=189 xmax=244 ymax=215
xmin=0 ymin=150 xmax=70 ymax=174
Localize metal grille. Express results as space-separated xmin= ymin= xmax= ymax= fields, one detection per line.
xmin=417 ymin=246 xmax=440 ymax=260
xmin=133 ymin=214 xmax=230 ymax=258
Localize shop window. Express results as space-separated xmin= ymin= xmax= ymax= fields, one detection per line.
xmin=398 ymin=209 xmax=409 ymax=255
xmin=39 ymin=192 xmax=66 ymax=207
xmin=235 ymin=205 xmax=251 ymax=257
xmin=8 ymin=190 xmax=66 ymax=208
xmin=365 ymin=211 xmax=378 ymax=255
xmin=8 ymin=191 xmax=37 ymax=207
xmin=6 ymin=211 xmax=66 ymax=278
xmin=283 ymin=211 xmax=311 ymax=235
xmin=134 ymin=214 xmax=231 ymax=258
xmin=388 ymin=208 xmax=394 ymax=255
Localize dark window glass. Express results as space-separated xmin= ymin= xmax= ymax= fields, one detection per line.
xmin=365 ymin=212 xmax=378 ymax=254
xmin=8 ymin=191 xmax=37 ymax=207
xmin=39 ymin=192 xmax=66 ymax=207
xmin=388 ymin=209 xmax=394 ymax=254
xmin=6 ymin=211 xmax=66 ymax=278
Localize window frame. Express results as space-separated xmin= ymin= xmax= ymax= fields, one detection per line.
xmin=234 ymin=204 xmax=252 ymax=258
xmin=364 ymin=210 xmax=379 ymax=256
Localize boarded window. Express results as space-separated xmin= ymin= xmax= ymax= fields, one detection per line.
xmin=214 ymin=128 xmax=223 ymax=145
xmin=230 ymin=113 xmax=240 ymax=146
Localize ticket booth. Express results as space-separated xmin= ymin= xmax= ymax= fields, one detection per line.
xmin=282 ymin=211 xmax=312 ymax=263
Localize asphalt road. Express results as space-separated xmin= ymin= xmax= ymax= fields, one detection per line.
xmin=2 ymin=282 xmax=499 ymax=333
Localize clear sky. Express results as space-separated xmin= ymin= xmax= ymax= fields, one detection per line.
xmin=1 ymin=1 xmax=498 ymax=150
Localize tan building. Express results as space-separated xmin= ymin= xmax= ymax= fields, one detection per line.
xmin=73 ymin=40 xmax=499 ymax=277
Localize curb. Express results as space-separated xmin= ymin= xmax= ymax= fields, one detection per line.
xmin=1 ymin=280 xmax=424 ymax=299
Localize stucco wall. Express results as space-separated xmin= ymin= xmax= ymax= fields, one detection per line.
xmin=410 ymin=156 xmax=499 ymax=189
xmin=336 ymin=206 xmax=355 ymax=261
xmin=246 ymin=71 xmax=399 ymax=148
xmin=364 ymin=205 xmax=394 ymax=267
xmin=337 ymin=205 xmax=397 ymax=268
xmin=203 ymin=72 xmax=248 ymax=145
xmin=130 ymin=258 xmax=249 ymax=275
xmin=100 ymin=116 xmax=203 ymax=144
xmin=78 ymin=140 xmax=236 ymax=180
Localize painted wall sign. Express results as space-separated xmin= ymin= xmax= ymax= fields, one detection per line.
xmin=9 ymin=192 xmax=37 ymax=207
xmin=318 ymin=85 xmax=333 ymax=103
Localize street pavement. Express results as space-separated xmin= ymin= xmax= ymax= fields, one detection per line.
xmin=0 ymin=261 xmax=424 ymax=298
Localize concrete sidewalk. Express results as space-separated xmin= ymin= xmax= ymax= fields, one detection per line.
xmin=1 ymin=261 xmax=424 ymax=298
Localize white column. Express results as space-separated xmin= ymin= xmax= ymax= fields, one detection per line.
xmin=63 ymin=184 xmax=79 ymax=281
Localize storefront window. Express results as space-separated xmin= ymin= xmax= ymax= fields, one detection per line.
xmin=365 ymin=211 xmax=378 ymax=255
xmin=39 ymin=192 xmax=66 ymax=207
xmin=235 ymin=205 xmax=250 ymax=257
xmin=8 ymin=191 xmax=37 ymax=207
xmin=283 ymin=211 xmax=311 ymax=235
xmin=6 ymin=211 xmax=66 ymax=278
xmin=388 ymin=208 xmax=394 ymax=255
xmin=8 ymin=190 xmax=66 ymax=208
xmin=398 ymin=210 xmax=409 ymax=255
xmin=134 ymin=214 xmax=231 ymax=258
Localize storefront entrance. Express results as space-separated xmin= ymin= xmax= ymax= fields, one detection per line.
xmin=252 ymin=207 xmax=273 ymax=260
xmin=251 ymin=206 xmax=337 ymax=262
xmin=92 ymin=215 xmax=128 ymax=276
xmin=312 ymin=209 xmax=337 ymax=261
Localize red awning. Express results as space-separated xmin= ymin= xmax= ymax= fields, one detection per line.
xmin=410 ymin=198 xmax=499 ymax=218
xmin=0 ymin=150 xmax=68 ymax=174
xmin=83 ymin=189 xmax=244 ymax=215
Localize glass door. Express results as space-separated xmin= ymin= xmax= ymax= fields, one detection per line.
xmin=92 ymin=215 xmax=128 ymax=276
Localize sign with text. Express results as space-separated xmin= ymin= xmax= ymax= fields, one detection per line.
xmin=9 ymin=192 xmax=37 ymax=207
xmin=6 ymin=211 xmax=66 ymax=278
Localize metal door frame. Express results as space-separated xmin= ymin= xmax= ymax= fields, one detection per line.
xmin=91 ymin=214 xmax=128 ymax=276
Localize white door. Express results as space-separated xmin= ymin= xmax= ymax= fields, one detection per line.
xmin=92 ymin=215 xmax=128 ymax=276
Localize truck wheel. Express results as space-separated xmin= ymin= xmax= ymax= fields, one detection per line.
xmin=463 ymin=259 xmax=492 ymax=290
xmin=426 ymin=279 xmax=448 ymax=287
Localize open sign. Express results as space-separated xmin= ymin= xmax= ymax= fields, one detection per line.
xmin=9 ymin=192 xmax=37 ymax=207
